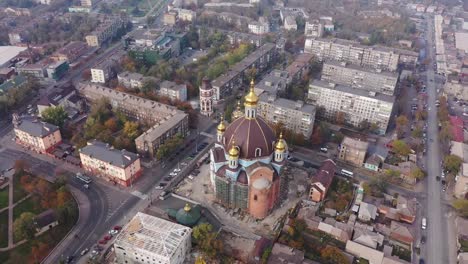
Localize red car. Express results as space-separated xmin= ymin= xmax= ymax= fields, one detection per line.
xmin=104 ymin=235 xmax=112 ymax=241
xmin=98 ymin=240 xmax=107 ymax=245
xmin=113 ymin=225 xmax=122 ymax=230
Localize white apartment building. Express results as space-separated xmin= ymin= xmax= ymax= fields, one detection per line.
xmin=114 ymin=212 xmax=191 ymax=264
xmin=91 ymin=59 xmax=116 ymax=84
xmin=248 ymin=19 xmax=269 ymax=35
xmin=304 ymin=38 xmax=400 ymax=71
xmin=79 ymin=140 xmax=142 ymax=187
xmin=13 ymin=118 xmax=62 ymax=153
xmin=85 ymin=17 xmax=126 ymax=47
xmin=80 ymin=0 xmax=93 ymax=6
xmin=321 ymin=61 xmax=399 ymax=95
xmin=284 ymin=16 xmax=297 ymax=31
xmin=159 ymin=80 xmax=187 ymax=102
xmin=258 ymin=93 xmax=316 ymax=138
xmin=308 ymin=80 xmax=395 ymax=135
xmin=305 ymin=20 xmax=324 ymax=37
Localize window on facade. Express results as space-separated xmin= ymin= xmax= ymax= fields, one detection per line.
xmin=254 ymin=195 xmax=257 ymax=201
xmin=255 ymin=148 xmax=262 ymax=157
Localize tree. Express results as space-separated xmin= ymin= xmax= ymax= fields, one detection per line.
xmin=444 ymin=155 xmax=463 ymax=175
xmin=452 ymin=199 xmax=468 ymax=217
xmin=14 ymin=212 xmax=36 ymax=240
xmin=14 ymin=159 xmax=30 ymax=172
xmin=141 ymin=79 xmax=157 ymax=94
xmin=335 ymin=111 xmax=345 ymax=125
xmin=41 ymin=106 xmax=68 ymax=128
xmin=104 ymin=118 xmax=118 ymax=132
xmin=321 ymin=246 xmax=350 ymax=264
xmin=123 ymin=121 xmax=140 ymax=140
xmin=192 ymin=223 xmax=223 ymax=260
xmin=392 ymin=140 xmax=411 ymax=156
xmin=395 ymin=115 xmax=409 ymax=138
xmin=410 ymin=167 xmax=425 ymax=180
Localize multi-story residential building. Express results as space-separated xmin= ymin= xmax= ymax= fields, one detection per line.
xmin=304 ymin=38 xmax=400 ymax=71
xmin=321 ymin=61 xmax=399 ymax=95
xmin=285 ymin=53 xmax=314 ymax=83
xmin=338 ymin=136 xmax=369 ymax=166
xmin=80 ymin=0 xmax=93 ymax=7
xmin=117 ymin=71 xmax=159 ymax=89
xmin=114 ymin=212 xmax=192 ymax=264
xmin=305 ymin=19 xmax=324 ymax=37
xmin=91 ymin=58 xmax=118 ymax=84
xmin=255 ymin=69 xmax=290 ymax=95
xmin=177 ymin=8 xmax=196 ymax=21
xmin=79 ymin=140 xmax=142 ymax=186
xmin=50 ymin=41 xmax=88 ymax=63
xmin=198 ymin=27 xmax=263 ymax=47
xmin=257 ymin=93 xmax=316 ymax=138
xmin=308 ymin=80 xmax=395 ymax=134
xmin=284 ymin=16 xmax=297 ymax=31
xmin=159 ymin=80 xmax=187 ymax=102
xmin=77 ymin=83 xmax=189 ymax=158
xmin=85 ymin=16 xmax=126 ymax=47
xmin=211 ymin=43 xmax=276 ymax=101
xmin=13 ymin=116 xmax=62 ymax=153
xmin=248 ymin=18 xmax=269 ymax=35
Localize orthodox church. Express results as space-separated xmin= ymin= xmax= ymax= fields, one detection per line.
xmin=209 ymin=80 xmax=288 ymax=219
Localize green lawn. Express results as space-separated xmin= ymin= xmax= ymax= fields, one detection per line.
xmin=0 ymin=210 xmax=8 ymax=248
xmin=12 ymin=174 xmax=27 ymax=203
xmin=0 ymin=187 xmax=8 ymax=209
xmin=13 ymin=196 xmax=44 ymax=220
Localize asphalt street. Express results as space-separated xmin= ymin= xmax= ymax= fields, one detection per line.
xmin=423 ymin=14 xmax=450 ymax=264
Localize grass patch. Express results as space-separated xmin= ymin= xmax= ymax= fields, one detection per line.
xmin=0 ymin=187 xmax=8 ymax=209
xmin=0 ymin=210 xmax=8 ymax=248
xmin=13 ymin=196 xmax=44 ymax=220
xmin=12 ymin=173 xmax=28 ymax=203
xmin=460 ymin=239 xmax=468 ymax=252
xmin=392 ymin=245 xmax=412 ymax=262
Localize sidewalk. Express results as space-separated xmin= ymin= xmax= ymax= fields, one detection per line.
xmin=42 ymin=185 xmax=91 ymax=264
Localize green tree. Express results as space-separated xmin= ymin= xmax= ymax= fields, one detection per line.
xmin=392 ymin=140 xmax=411 ymax=156
xmin=192 ymin=223 xmax=223 ymax=260
xmin=14 ymin=212 xmax=36 ymax=240
xmin=444 ymin=155 xmax=463 ymax=175
xmin=452 ymin=199 xmax=468 ymax=217
xmin=410 ymin=167 xmax=425 ymax=180
xmin=396 ymin=115 xmax=409 ymax=138
xmin=41 ymin=106 xmax=68 ymax=128
xmin=123 ymin=121 xmax=140 ymax=140
xmin=321 ymin=246 xmax=350 ymax=264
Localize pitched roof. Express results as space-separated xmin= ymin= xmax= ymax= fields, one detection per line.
xmin=270 ymin=243 xmax=305 ymax=263
xmin=34 ymin=209 xmax=57 ymax=228
xmin=359 ymin=202 xmax=378 ymax=220
xmin=79 ymin=140 xmax=139 ymax=168
xmin=390 ymin=221 xmax=413 ymax=245
xmin=311 ymin=159 xmax=336 ymax=188
xmin=345 ymin=240 xmax=384 ymax=264
xmin=15 ymin=119 xmax=59 ymax=138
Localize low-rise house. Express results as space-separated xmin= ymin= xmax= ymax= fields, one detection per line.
xmin=339 ymin=137 xmax=369 ymax=167
xmin=34 ymin=209 xmax=58 ymax=233
xmin=50 ymin=41 xmax=88 ymax=63
xmin=358 ymin=202 xmax=378 ymax=222
xmin=270 ymin=243 xmax=305 ymax=263
xmin=353 ymin=228 xmax=384 ymax=249
xmin=382 ymin=161 xmax=418 ymax=184
xmin=364 ymin=145 xmax=388 ymax=172
xmin=13 ymin=116 xmax=62 ymax=153
xmin=456 ymin=217 xmax=468 ymax=250
xmin=388 ymin=221 xmax=414 ymax=250
xmin=37 ymin=85 xmax=84 ymax=118
xmin=459 ymin=252 xmax=468 ymax=264
xmin=346 ymin=240 xmax=384 ymax=264
xmin=450 ymin=141 xmax=468 ymax=198
xmin=309 ymin=159 xmax=336 ymax=202
xmin=79 ymin=140 xmax=142 ymax=187
xmin=378 ymin=195 xmax=416 ymax=224
xmin=317 ymin=217 xmax=353 ymax=242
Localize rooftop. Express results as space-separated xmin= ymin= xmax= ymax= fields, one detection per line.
xmin=323 ymin=60 xmax=400 ymax=78
xmin=270 ymin=243 xmax=305 ymax=263
xmin=310 ymin=79 xmax=396 ymax=103
xmin=114 ymin=212 xmax=191 ymax=260
xmin=342 ymin=136 xmax=369 ymax=151
xmin=15 ymin=118 xmax=59 ymax=138
xmin=259 ymin=93 xmax=316 ymax=114
xmin=135 ymin=112 xmax=187 ymax=145
xmin=79 ymin=140 xmax=139 ymax=168
xmin=0 ymin=46 xmax=27 ymax=66
xmin=160 ymin=80 xmax=186 ymax=91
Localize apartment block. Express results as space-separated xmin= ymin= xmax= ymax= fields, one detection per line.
xmin=339 ymin=137 xmax=369 ymax=166
xmin=255 ymin=69 xmax=290 ymax=95
xmin=284 ymin=16 xmax=297 ymax=31
xmin=85 ymin=16 xmax=126 ymax=47
xmin=91 ymin=58 xmax=118 ymax=84
xmin=321 ymin=61 xmax=399 ymax=95
xmin=305 ymin=20 xmax=324 ymax=37
xmin=285 ymin=53 xmax=314 ymax=83
xmin=79 ymin=140 xmax=142 ymax=186
xmin=159 ymin=80 xmax=187 ymax=102
xmin=258 ymin=93 xmax=316 ymax=138
xmin=114 ymin=212 xmax=191 ymax=264
xmin=198 ymin=27 xmax=264 ymax=47
xmin=304 ymin=38 xmax=400 ymax=71
xmin=308 ymin=80 xmax=395 ymax=135
xmin=77 ymin=83 xmax=189 ymax=158
xmin=13 ymin=118 xmax=62 ymax=153
xmin=248 ymin=18 xmax=269 ymax=35
xmin=211 ymin=43 xmax=276 ymax=101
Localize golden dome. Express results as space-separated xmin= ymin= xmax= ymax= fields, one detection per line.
xmin=244 ymin=79 xmax=258 ymax=107
xmin=217 ymin=117 xmax=226 ymax=132
xmin=232 ymin=101 xmax=243 ymax=120
xmin=184 ymin=203 xmax=191 ymax=212
xmin=275 ymin=132 xmax=286 ymax=152
xmin=228 ymin=140 xmax=239 ymax=157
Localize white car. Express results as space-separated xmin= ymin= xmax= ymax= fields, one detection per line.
xmin=109 ymin=229 xmax=119 ymax=235
xmin=169 ymin=172 xmax=177 ymax=176
xmin=174 ymin=168 xmax=181 ymax=172
xmin=421 ymin=217 xmax=427 ymax=230
xmin=80 ymin=248 xmax=89 ymax=256
xmin=188 ymin=175 xmax=194 ymax=180
xmin=155 ymin=186 xmax=164 ymax=190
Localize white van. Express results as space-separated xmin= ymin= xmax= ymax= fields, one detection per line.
xmin=421 ymin=217 xmax=427 ymax=230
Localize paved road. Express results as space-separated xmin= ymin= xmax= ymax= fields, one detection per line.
xmin=423 ymin=14 xmax=449 ymax=264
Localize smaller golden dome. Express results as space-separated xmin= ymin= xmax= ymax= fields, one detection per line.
xmin=275 ymin=132 xmax=286 ymax=152
xmin=232 ymin=101 xmax=243 ymax=120
xmin=244 ymin=79 xmax=258 ymax=107
xmin=184 ymin=203 xmax=191 ymax=212
xmin=217 ymin=117 xmax=226 ymax=132
xmin=228 ymin=140 xmax=239 ymax=157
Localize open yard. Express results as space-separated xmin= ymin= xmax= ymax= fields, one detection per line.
xmin=0 ymin=187 xmax=8 ymax=209
xmin=0 ymin=210 xmax=8 ymax=248
xmin=323 ymin=178 xmax=355 ymax=213
xmin=12 ymin=173 xmax=27 ymax=203
xmin=13 ymin=196 xmax=44 ymax=220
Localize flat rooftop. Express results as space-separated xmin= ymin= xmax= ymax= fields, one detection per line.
xmin=323 ymin=60 xmax=399 ymax=78
xmin=0 ymin=46 xmax=27 ymax=66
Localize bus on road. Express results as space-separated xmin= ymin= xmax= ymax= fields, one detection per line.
xmin=341 ymin=169 xmax=354 ymax=178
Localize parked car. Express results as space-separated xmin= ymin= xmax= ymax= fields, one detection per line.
xmin=109 ymin=229 xmax=119 ymax=235
xmin=421 ymin=217 xmax=427 ymax=230
xmin=320 ymin=147 xmax=328 ymax=153
xmin=104 ymin=235 xmax=112 ymax=241
xmin=155 ymin=186 xmax=164 ymax=190
xmin=80 ymin=248 xmax=89 ymax=256
xmin=174 ymin=168 xmax=181 ymax=172
xmin=98 ymin=239 xmax=107 ymax=245
xmin=113 ymin=225 xmax=122 ymax=230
